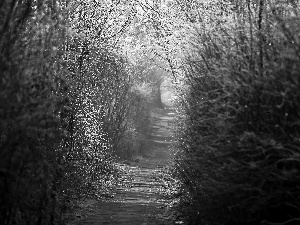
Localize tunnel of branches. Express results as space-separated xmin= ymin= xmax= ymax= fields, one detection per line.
xmin=1 ymin=1 xmax=300 ymax=225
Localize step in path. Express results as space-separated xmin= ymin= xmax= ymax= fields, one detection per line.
xmin=77 ymin=107 xmax=177 ymax=225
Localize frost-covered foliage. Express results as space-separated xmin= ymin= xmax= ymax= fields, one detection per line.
xmin=0 ymin=0 xmax=146 ymax=224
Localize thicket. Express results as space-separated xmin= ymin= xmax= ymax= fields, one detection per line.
xmin=119 ymin=59 xmax=167 ymax=157
xmin=174 ymin=1 xmax=300 ymax=224
xmin=0 ymin=0 xmax=153 ymax=224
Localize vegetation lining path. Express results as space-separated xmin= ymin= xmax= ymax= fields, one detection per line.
xmin=77 ymin=107 xmax=176 ymax=225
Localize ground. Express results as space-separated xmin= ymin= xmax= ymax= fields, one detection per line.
xmin=67 ymin=107 xmax=180 ymax=225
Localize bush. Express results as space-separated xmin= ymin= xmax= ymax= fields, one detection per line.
xmin=0 ymin=1 xmax=135 ymax=224
xmin=0 ymin=1 xmax=68 ymax=224
xmin=174 ymin=1 xmax=300 ymax=224
xmin=114 ymin=82 xmax=153 ymax=159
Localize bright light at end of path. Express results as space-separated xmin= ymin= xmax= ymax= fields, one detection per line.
xmin=161 ymin=79 xmax=174 ymax=106
xmin=161 ymin=91 xmax=174 ymax=106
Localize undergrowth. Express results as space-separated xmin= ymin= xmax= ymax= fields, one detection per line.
xmin=174 ymin=1 xmax=300 ymax=224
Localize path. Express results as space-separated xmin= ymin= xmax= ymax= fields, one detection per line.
xmin=77 ymin=107 xmax=176 ymax=225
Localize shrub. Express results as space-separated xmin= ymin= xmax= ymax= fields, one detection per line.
xmin=0 ymin=1 xmax=68 ymax=224
xmin=114 ymin=82 xmax=153 ymax=159
xmin=0 ymin=1 xmax=134 ymax=224
xmin=174 ymin=1 xmax=300 ymax=224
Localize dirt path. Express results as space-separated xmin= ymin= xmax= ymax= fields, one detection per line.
xmin=77 ymin=107 xmax=176 ymax=225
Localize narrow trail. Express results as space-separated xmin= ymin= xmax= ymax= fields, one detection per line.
xmin=78 ymin=107 xmax=176 ymax=225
